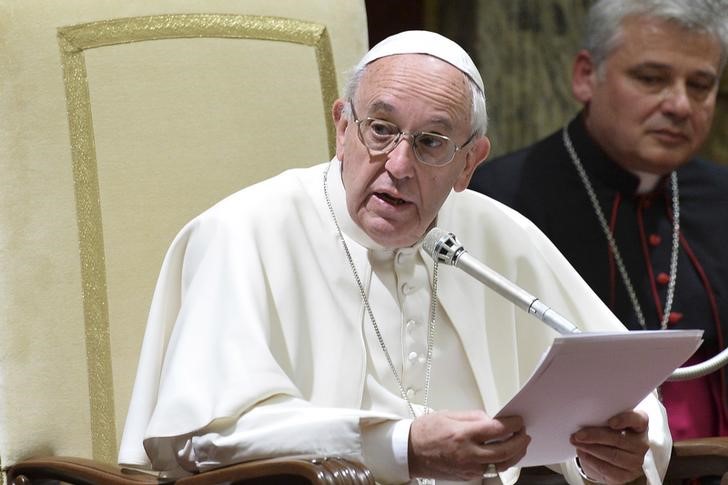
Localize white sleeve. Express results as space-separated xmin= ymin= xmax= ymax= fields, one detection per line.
xmin=361 ymin=418 xmax=412 ymax=484
xmin=635 ymin=391 xmax=672 ymax=483
xmin=170 ymin=395 xmax=411 ymax=484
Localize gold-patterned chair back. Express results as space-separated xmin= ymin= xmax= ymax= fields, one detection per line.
xmin=0 ymin=0 xmax=367 ymax=479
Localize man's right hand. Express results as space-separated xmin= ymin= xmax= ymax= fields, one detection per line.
xmin=408 ymin=410 xmax=530 ymax=481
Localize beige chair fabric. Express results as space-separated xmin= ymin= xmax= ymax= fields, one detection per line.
xmin=0 ymin=0 xmax=368 ymax=480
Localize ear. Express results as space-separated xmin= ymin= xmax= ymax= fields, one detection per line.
xmin=454 ymin=136 xmax=491 ymax=192
xmin=572 ymin=50 xmax=597 ymax=104
xmin=332 ymin=99 xmax=348 ymax=160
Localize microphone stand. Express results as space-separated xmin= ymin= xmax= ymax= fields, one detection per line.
xmin=423 ymin=228 xmax=728 ymax=381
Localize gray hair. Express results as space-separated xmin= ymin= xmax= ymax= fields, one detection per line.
xmin=584 ymin=0 xmax=728 ymax=74
xmin=341 ymin=56 xmax=489 ymax=138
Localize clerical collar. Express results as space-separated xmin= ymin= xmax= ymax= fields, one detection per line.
xmin=630 ymin=170 xmax=662 ymax=194
xmin=326 ymin=158 xmax=434 ymax=253
xmin=569 ymin=114 xmax=668 ymax=196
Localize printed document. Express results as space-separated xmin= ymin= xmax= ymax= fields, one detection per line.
xmin=495 ymin=330 xmax=703 ymax=466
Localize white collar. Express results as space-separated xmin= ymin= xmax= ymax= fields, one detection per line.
xmin=629 ymin=169 xmax=662 ymax=194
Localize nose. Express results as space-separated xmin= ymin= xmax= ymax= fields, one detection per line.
xmin=661 ymin=83 xmax=692 ymax=120
xmin=384 ymin=133 xmax=417 ymax=179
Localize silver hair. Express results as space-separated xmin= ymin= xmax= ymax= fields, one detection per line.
xmin=584 ymin=0 xmax=728 ymax=75
xmin=341 ymin=56 xmax=489 ymax=138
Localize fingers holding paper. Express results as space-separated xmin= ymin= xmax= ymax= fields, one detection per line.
xmin=408 ymin=410 xmax=531 ymax=481
xmin=570 ymin=409 xmax=650 ymax=484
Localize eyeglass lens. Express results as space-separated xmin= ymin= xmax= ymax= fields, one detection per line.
xmin=358 ymin=118 xmax=457 ymax=166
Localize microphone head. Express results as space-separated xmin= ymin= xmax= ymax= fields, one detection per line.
xmin=423 ymin=227 xmax=449 ymax=256
xmin=423 ymin=227 xmax=464 ymax=265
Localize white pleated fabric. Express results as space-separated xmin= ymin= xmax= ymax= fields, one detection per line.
xmin=119 ymin=159 xmax=670 ymax=484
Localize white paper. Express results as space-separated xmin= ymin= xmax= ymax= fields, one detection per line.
xmin=495 ymin=330 xmax=703 ymax=467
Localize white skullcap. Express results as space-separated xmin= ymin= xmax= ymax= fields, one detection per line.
xmin=356 ymin=30 xmax=484 ymax=93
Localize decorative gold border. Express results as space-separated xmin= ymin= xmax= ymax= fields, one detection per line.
xmin=57 ymin=13 xmax=339 ymax=464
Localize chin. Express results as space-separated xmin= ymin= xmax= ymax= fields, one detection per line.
xmin=368 ymin=227 xmax=418 ymax=249
xmin=372 ymin=234 xmax=415 ymax=249
xmin=639 ymin=149 xmax=693 ymax=173
xmin=361 ymin=218 xmax=414 ymax=246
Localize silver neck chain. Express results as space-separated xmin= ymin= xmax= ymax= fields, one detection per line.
xmin=322 ymin=167 xmax=438 ymax=418
xmin=562 ymin=127 xmax=680 ymax=330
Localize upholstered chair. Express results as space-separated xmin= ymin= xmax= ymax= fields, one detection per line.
xmin=0 ymin=1 xmax=368 ymax=483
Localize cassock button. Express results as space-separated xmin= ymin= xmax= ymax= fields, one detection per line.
xmin=408 ymin=351 xmax=418 ymax=362
xmin=648 ymin=234 xmax=662 ymax=246
xmin=406 ymin=388 xmax=415 ymax=399
xmin=668 ymin=312 xmax=683 ymax=325
xmin=656 ymin=272 xmax=670 ymax=285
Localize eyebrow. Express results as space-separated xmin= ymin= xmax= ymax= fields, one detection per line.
xmin=367 ymin=100 xmax=395 ymax=116
xmin=366 ymin=100 xmax=455 ymax=132
xmin=629 ymin=62 xmax=718 ymax=83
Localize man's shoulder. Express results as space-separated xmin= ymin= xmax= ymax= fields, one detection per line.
xmin=486 ymin=128 xmax=564 ymax=167
xmin=191 ymin=163 xmax=325 ymax=229
xmin=481 ymin=145 xmax=531 ymax=173
xmin=469 ymin=129 xmax=564 ymax=200
xmin=682 ymin=157 xmax=728 ymax=178
xmin=679 ymin=157 xmax=728 ymax=200
xmin=679 ymin=157 xmax=728 ymax=187
xmin=448 ymin=188 xmax=548 ymax=238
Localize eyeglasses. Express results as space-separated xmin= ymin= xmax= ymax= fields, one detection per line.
xmin=349 ymin=100 xmax=476 ymax=167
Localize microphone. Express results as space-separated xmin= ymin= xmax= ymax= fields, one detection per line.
xmin=423 ymin=227 xmax=728 ymax=381
xmin=423 ymin=227 xmax=580 ymax=335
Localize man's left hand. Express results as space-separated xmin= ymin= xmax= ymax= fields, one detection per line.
xmin=570 ymin=410 xmax=649 ymax=484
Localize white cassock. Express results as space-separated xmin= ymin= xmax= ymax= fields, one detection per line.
xmin=119 ymin=158 xmax=671 ymax=484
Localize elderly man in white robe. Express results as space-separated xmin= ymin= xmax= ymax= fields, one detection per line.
xmin=119 ymin=31 xmax=671 ymax=484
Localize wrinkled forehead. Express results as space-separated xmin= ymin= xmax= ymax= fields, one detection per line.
xmin=356 ymin=55 xmax=473 ymax=128
xmin=611 ymin=16 xmax=723 ymax=74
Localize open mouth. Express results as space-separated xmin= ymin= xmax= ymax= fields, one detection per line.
xmin=375 ymin=192 xmax=407 ymax=206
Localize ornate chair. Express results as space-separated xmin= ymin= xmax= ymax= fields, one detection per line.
xmin=0 ymin=0 xmax=368 ymax=483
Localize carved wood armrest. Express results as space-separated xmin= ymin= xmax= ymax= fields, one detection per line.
xmin=176 ymin=455 xmax=374 ymax=484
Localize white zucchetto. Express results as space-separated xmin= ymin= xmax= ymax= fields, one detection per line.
xmin=356 ymin=30 xmax=485 ymax=94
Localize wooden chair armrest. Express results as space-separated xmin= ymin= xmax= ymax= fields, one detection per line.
xmin=664 ymin=437 xmax=728 ymax=484
xmin=517 ymin=439 xmax=728 ymax=484
xmin=6 ymin=455 xmax=374 ymax=485
xmin=6 ymin=457 xmax=167 ymax=484
xmin=672 ymin=436 xmax=728 ymax=458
